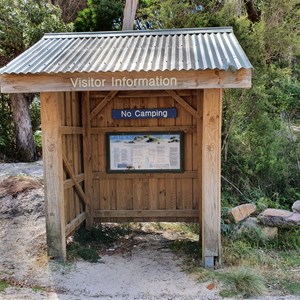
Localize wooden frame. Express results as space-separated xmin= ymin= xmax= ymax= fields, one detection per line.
xmin=37 ymin=87 xmax=224 ymax=268
xmin=0 ymin=69 xmax=251 ymax=93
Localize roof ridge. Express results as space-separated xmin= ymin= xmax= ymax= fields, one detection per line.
xmin=44 ymin=27 xmax=233 ymax=39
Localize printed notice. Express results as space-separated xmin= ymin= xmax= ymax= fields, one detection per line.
xmin=107 ymin=133 xmax=183 ymax=172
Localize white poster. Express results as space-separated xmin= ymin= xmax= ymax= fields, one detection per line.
xmin=107 ymin=133 xmax=183 ymax=172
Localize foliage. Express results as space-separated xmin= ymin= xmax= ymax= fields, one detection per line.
xmin=29 ymin=97 xmax=41 ymax=133
xmin=74 ymin=224 xmax=130 ymax=245
xmin=73 ymin=0 xmax=124 ymax=32
xmin=0 ymin=94 xmax=15 ymax=160
xmin=281 ymin=281 xmax=300 ymax=295
xmin=277 ymin=228 xmax=300 ymax=251
xmin=221 ymin=267 xmax=267 ymax=297
xmin=170 ymin=240 xmax=200 ymax=258
xmin=67 ymin=224 xmax=130 ymax=262
xmin=0 ymin=0 xmax=71 ymax=66
xmin=0 ymin=0 xmax=70 ymax=160
xmin=137 ymin=0 xmax=300 ymax=207
xmin=68 ymin=243 xmax=100 ymax=263
xmin=0 ymin=280 xmax=9 ymax=292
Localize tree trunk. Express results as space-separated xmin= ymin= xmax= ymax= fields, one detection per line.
xmin=10 ymin=93 xmax=36 ymax=162
xmin=122 ymin=0 xmax=139 ymax=30
xmin=244 ymin=0 xmax=261 ymax=23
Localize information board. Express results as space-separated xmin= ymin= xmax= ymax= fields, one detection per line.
xmin=106 ymin=132 xmax=184 ymax=173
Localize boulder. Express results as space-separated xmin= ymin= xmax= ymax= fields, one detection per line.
xmin=258 ymin=208 xmax=300 ymax=228
xmin=229 ymin=203 xmax=257 ymax=223
xmin=238 ymin=217 xmax=259 ymax=230
xmin=238 ymin=217 xmax=278 ymax=239
xmin=292 ymin=200 xmax=300 ymax=214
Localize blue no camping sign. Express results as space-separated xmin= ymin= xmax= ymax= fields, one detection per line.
xmin=112 ymin=108 xmax=177 ymax=119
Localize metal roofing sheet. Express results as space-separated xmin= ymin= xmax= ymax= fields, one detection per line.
xmin=0 ymin=27 xmax=253 ymax=75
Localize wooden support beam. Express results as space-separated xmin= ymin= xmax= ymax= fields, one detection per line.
xmin=40 ymin=92 xmax=66 ymax=260
xmin=196 ymin=89 xmax=203 ymax=244
xmin=64 ymin=173 xmax=85 ymax=190
xmin=93 ymin=171 xmax=197 ymax=179
xmin=82 ymin=92 xmax=94 ymax=228
xmin=94 ymin=209 xmax=198 ymax=218
xmin=90 ymin=90 xmax=118 ymax=120
xmin=165 ymin=90 xmax=198 ymax=118
xmin=62 ymin=152 xmax=88 ymax=206
xmin=65 ymin=212 xmax=86 ymax=237
xmin=0 ymin=69 xmax=252 ymax=93
xmin=90 ymin=125 xmax=196 ymax=134
xmin=60 ymin=126 xmax=84 ymax=135
xmin=201 ymin=89 xmax=222 ymax=268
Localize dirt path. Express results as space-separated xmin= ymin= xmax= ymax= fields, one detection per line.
xmin=0 ymin=163 xmax=220 ymax=300
xmin=0 ymin=162 xmax=299 ymax=300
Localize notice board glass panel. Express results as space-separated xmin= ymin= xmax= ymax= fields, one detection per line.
xmin=106 ymin=132 xmax=184 ymax=173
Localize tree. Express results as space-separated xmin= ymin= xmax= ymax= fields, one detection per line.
xmin=123 ymin=0 xmax=139 ymax=30
xmin=137 ymin=0 xmax=300 ymax=205
xmin=47 ymin=0 xmax=87 ymax=23
xmin=74 ymin=0 xmax=124 ymax=32
xmin=0 ymin=0 xmax=70 ymax=161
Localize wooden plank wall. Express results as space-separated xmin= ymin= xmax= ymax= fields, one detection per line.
xmin=88 ymin=90 xmax=201 ymax=222
xmin=60 ymin=92 xmax=86 ymax=236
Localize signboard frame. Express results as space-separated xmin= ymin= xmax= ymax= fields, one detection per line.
xmin=106 ymin=131 xmax=184 ymax=173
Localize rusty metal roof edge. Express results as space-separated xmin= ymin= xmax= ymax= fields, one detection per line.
xmin=43 ymin=27 xmax=234 ymax=39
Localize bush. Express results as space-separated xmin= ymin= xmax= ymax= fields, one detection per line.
xmin=277 ymin=228 xmax=300 ymax=251
xmin=221 ymin=267 xmax=267 ymax=297
xmin=0 ymin=94 xmax=15 ymax=160
xmin=29 ymin=97 xmax=41 ymax=132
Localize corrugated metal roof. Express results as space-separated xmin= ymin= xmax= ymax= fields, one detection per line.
xmin=0 ymin=27 xmax=253 ymax=75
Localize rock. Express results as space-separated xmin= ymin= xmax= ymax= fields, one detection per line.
xmin=229 ymin=203 xmax=257 ymax=223
xmin=237 ymin=217 xmax=259 ymax=234
xmin=258 ymin=208 xmax=300 ymax=228
xmin=238 ymin=217 xmax=259 ymax=230
xmin=237 ymin=217 xmax=278 ymax=239
xmin=261 ymin=226 xmax=278 ymax=239
xmin=292 ymin=200 xmax=300 ymax=213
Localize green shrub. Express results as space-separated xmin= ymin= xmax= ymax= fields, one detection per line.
xmin=0 ymin=94 xmax=15 ymax=159
xmin=278 ymin=228 xmax=300 ymax=251
xmin=68 ymin=243 xmax=100 ymax=263
xmin=281 ymin=281 xmax=300 ymax=295
xmin=67 ymin=224 xmax=131 ymax=262
xmin=74 ymin=224 xmax=130 ymax=246
xmin=221 ymin=267 xmax=267 ymax=297
xmin=0 ymin=280 xmax=9 ymax=292
xmin=29 ymin=97 xmax=41 ymax=132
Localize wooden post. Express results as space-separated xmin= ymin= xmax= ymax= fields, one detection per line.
xmin=82 ymin=92 xmax=94 ymax=228
xmin=197 ymin=90 xmax=203 ymax=241
xmin=41 ymin=92 xmax=66 ymax=260
xmin=201 ymin=89 xmax=222 ymax=268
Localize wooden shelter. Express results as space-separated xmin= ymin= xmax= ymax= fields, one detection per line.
xmin=0 ymin=27 xmax=252 ymax=268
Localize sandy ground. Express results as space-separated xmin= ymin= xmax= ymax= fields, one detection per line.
xmin=0 ymin=161 xmax=299 ymax=300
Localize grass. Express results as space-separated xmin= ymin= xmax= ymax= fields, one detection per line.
xmin=67 ymin=243 xmax=100 ymax=263
xmin=32 ymin=286 xmax=46 ymax=292
xmin=281 ymin=281 xmax=300 ymax=295
xmin=220 ymin=267 xmax=267 ymax=297
xmin=164 ymin=222 xmax=300 ymax=298
xmin=0 ymin=280 xmax=9 ymax=292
